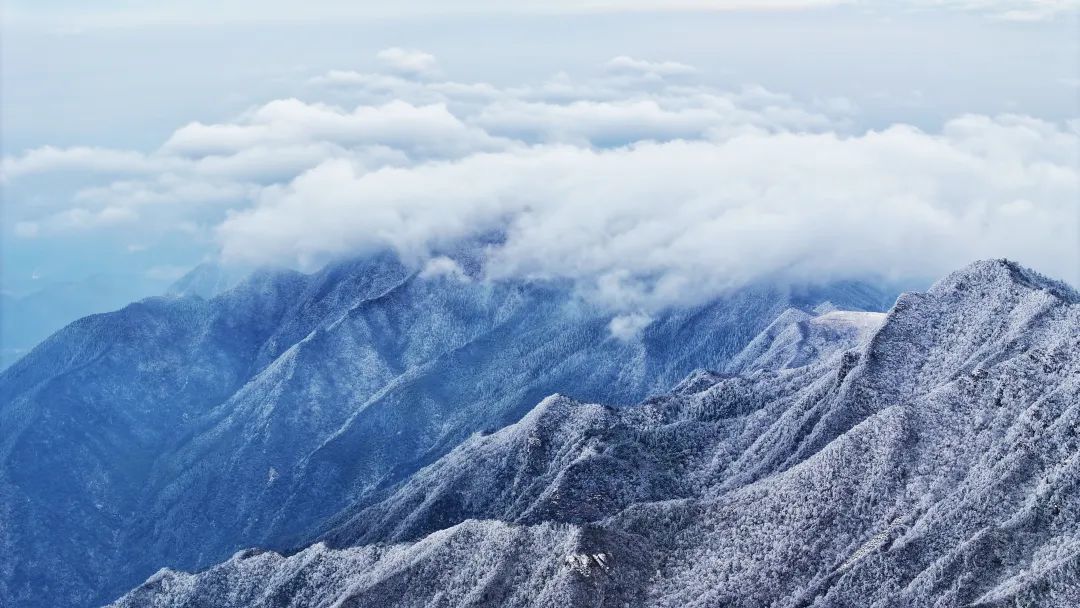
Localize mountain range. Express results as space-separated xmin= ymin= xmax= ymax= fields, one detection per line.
xmin=107 ymin=259 xmax=1080 ymax=607
xmin=0 ymin=251 xmax=896 ymax=607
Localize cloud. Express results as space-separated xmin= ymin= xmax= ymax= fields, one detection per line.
xmin=144 ymin=265 xmax=192 ymax=281
xmin=376 ymin=47 xmax=439 ymax=78
xmin=11 ymin=0 xmax=1074 ymax=26
xmin=4 ymin=50 xmax=1077 ymax=310
xmin=471 ymin=93 xmax=836 ymax=146
xmin=604 ymin=56 xmax=698 ymax=78
xmin=74 ymin=178 xmax=257 ymax=208
xmin=162 ymin=98 xmax=506 ymax=159
xmin=1 ymin=146 xmax=171 ymax=181
xmin=419 ymin=256 xmax=471 ymax=280
xmin=608 ymin=313 xmax=653 ymax=341
xmin=974 ymin=0 xmax=1080 ymax=21
xmin=30 ymin=207 xmax=140 ymax=234
xmin=215 ymin=116 xmax=1079 ymax=310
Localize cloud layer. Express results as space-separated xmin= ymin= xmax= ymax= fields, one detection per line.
xmin=9 ymin=0 xmax=1078 ymax=25
xmin=4 ymin=50 xmax=1078 ymax=312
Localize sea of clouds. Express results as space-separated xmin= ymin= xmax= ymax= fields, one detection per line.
xmin=3 ymin=48 xmax=1077 ymax=312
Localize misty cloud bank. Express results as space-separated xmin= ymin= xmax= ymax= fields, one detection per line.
xmin=4 ymin=49 xmax=1077 ymax=312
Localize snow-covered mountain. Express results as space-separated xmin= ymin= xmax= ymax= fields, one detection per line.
xmin=109 ymin=260 xmax=1080 ymax=608
xmin=0 ymin=274 xmax=169 ymax=370
xmin=164 ymin=263 xmax=243 ymax=299
xmin=0 ymin=251 xmax=893 ymax=608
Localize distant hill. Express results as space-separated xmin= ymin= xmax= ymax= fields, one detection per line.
xmin=1 ymin=274 xmax=167 ymax=369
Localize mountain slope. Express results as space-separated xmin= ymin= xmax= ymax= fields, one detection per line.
xmin=165 ymin=263 xmax=243 ymax=299
xmin=112 ymin=260 xmax=1080 ymax=608
xmin=0 ymin=274 xmax=173 ymax=370
xmin=0 ymin=251 xmax=892 ymax=608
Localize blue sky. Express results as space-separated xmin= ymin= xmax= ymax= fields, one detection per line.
xmin=2 ymin=1 xmax=1078 ymax=304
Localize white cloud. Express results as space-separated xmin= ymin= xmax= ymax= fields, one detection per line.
xmin=74 ymin=178 xmax=256 ymax=208
xmin=1 ymin=146 xmax=172 ymax=181
xmin=33 ymin=206 xmax=140 ymax=233
xmin=4 ymin=50 xmax=1077 ymax=309
xmin=13 ymin=0 xmax=1075 ymax=27
xmin=0 ymin=0 xmax=855 ymax=28
xmin=217 ymin=116 xmax=1079 ymax=309
xmin=471 ymin=93 xmax=836 ymax=145
xmin=144 ymin=265 xmax=192 ymax=281
xmin=376 ymin=47 xmax=439 ymax=78
xmin=608 ymin=312 xmax=653 ymax=340
xmin=971 ymin=0 xmax=1080 ymax=21
xmin=419 ymin=256 xmax=470 ymax=280
xmin=162 ymin=98 xmax=506 ymax=159
xmin=604 ymin=56 xmax=698 ymax=78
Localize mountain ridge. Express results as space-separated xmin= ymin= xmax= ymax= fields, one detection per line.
xmin=0 ymin=250 xmax=895 ymax=608
xmin=108 ymin=258 xmax=1080 ymax=608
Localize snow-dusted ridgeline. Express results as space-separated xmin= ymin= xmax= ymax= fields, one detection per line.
xmin=111 ymin=260 xmax=1080 ymax=608
xmin=0 ymin=250 xmax=891 ymax=608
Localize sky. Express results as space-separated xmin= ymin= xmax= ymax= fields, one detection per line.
xmin=2 ymin=1 xmax=1078 ymax=314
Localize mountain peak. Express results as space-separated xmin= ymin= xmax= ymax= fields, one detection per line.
xmin=929 ymin=258 xmax=1078 ymax=302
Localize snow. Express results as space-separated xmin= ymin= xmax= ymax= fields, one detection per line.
xmin=7 ymin=257 xmax=1079 ymax=608
xmin=106 ymin=260 xmax=1080 ymax=608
